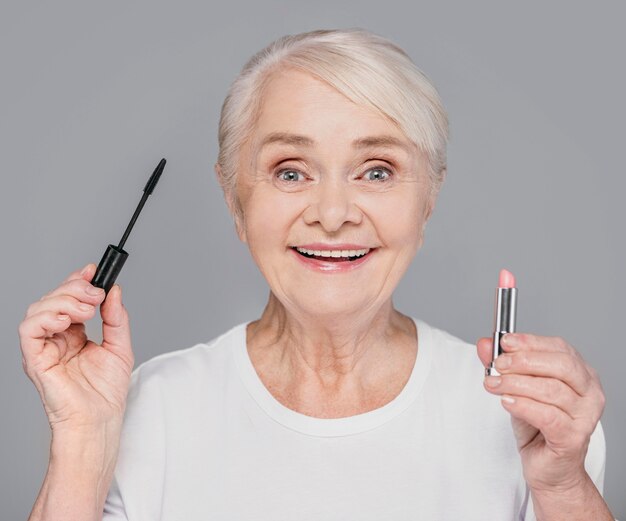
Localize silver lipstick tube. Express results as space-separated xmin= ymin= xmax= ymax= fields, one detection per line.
xmin=486 ymin=287 xmax=517 ymax=376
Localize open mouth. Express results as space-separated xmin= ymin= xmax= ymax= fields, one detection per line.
xmin=290 ymin=246 xmax=374 ymax=262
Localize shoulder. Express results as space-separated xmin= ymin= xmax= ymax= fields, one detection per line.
xmin=416 ymin=318 xmax=505 ymax=420
xmin=126 ymin=320 xmax=247 ymax=403
xmin=418 ymin=319 xmax=485 ymax=379
xmin=110 ymin=322 xmax=250 ymax=519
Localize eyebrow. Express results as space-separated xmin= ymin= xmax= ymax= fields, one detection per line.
xmin=259 ymin=132 xmax=412 ymax=152
xmin=260 ymin=132 xmax=314 ymax=147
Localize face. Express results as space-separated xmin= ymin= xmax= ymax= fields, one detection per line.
xmin=224 ymin=68 xmax=437 ymax=319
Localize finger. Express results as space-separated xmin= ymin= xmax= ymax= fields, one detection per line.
xmin=500 ymin=332 xmax=575 ymax=356
xmin=100 ymin=285 xmax=133 ymax=363
xmin=484 ymin=374 xmax=582 ymax=420
xmin=476 ymin=337 xmax=493 ymax=368
xmin=494 ymin=351 xmax=593 ymax=397
xmin=26 ymin=294 xmax=98 ymax=322
xmin=38 ymin=277 xmax=106 ymax=307
xmin=18 ymin=310 xmax=72 ymax=360
xmin=62 ymin=263 xmax=97 ymax=284
xmin=51 ymin=322 xmax=89 ymax=364
xmin=500 ymin=394 xmax=583 ymax=450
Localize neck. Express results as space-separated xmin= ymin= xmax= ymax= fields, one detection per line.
xmin=245 ymin=291 xmax=417 ymax=417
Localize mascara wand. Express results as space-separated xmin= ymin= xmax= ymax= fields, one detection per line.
xmin=91 ymin=158 xmax=167 ymax=293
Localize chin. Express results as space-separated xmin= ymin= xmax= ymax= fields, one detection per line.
xmin=293 ymin=294 xmax=374 ymax=316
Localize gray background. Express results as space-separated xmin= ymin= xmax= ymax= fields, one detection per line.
xmin=1 ymin=0 xmax=623 ymax=518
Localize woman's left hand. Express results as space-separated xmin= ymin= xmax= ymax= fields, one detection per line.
xmin=476 ymin=333 xmax=606 ymax=493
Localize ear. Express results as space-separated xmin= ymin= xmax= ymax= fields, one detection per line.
xmin=416 ymin=195 xmax=437 ymax=256
xmin=233 ymin=209 xmax=247 ymax=244
xmin=422 ymin=169 xmax=445 ymax=229
xmin=214 ymin=163 xmax=247 ymax=243
xmin=421 ymin=194 xmax=437 ymax=231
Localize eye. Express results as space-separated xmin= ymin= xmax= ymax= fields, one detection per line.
xmin=276 ymin=169 xmax=304 ymax=182
xmin=363 ymin=166 xmax=392 ymax=182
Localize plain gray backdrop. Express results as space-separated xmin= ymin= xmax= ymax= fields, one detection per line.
xmin=1 ymin=0 xmax=624 ymax=518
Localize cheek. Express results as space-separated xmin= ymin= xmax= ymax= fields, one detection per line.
xmin=363 ymin=189 xmax=425 ymax=247
xmin=244 ymin=189 xmax=302 ymax=249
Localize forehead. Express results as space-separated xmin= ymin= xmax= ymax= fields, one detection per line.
xmin=250 ymin=68 xmax=414 ymax=153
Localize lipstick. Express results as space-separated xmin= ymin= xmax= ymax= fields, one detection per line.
xmin=486 ymin=269 xmax=518 ymax=376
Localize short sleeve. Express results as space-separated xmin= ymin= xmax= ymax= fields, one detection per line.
xmin=102 ymin=474 xmax=128 ymax=521
xmin=100 ymin=362 xmax=168 ymax=520
xmin=522 ymin=420 xmax=607 ymax=520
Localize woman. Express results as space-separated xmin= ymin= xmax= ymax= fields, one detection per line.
xmin=19 ymin=29 xmax=613 ymax=520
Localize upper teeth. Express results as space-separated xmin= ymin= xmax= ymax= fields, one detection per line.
xmin=295 ymin=247 xmax=370 ymax=258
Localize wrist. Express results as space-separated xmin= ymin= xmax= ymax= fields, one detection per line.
xmin=530 ymin=473 xmax=612 ymax=521
xmin=529 ymin=469 xmax=589 ymax=498
xmin=50 ymin=421 xmax=122 ymax=472
xmin=48 ymin=424 xmax=123 ymax=512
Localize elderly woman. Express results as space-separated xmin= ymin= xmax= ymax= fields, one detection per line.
xmin=20 ymin=29 xmax=613 ymax=520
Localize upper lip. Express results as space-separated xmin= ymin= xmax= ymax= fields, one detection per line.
xmin=291 ymin=243 xmax=375 ymax=250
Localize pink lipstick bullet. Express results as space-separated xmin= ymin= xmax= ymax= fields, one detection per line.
xmin=486 ymin=269 xmax=518 ymax=377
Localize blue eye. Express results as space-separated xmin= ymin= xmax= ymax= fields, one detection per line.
xmin=365 ymin=167 xmax=391 ymax=181
xmin=277 ymin=169 xmax=303 ymax=182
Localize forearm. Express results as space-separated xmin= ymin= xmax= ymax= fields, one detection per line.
xmin=531 ymin=473 xmax=614 ymax=521
xmin=28 ymin=424 xmax=122 ymax=521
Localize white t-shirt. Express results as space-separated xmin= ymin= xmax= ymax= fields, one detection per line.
xmin=103 ymin=317 xmax=606 ymax=520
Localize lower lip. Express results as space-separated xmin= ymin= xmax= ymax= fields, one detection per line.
xmin=290 ymin=247 xmax=377 ymax=273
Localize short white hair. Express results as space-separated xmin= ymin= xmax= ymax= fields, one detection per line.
xmin=216 ymin=28 xmax=449 ymax=222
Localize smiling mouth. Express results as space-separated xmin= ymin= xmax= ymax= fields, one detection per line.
xmin=290 ymin=246 xmax=374 ymax=262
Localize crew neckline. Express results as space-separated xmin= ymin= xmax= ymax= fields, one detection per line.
xmin=232 ymin=317 xmax=433 ymax=437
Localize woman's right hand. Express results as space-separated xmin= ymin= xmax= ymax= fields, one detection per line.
xmin=18 ymin=263 xmax=134 ymax=434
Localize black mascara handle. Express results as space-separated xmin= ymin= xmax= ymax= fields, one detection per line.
xmin=91 ymin=244 xmax=129 ymax=293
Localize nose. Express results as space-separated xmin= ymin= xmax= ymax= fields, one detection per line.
xmin=302 ymin=176 xmax=363 ymax=232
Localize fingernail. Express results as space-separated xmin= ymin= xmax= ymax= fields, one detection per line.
xmin=485 ymin=376 xmax=502 ymax=387
xmin=80 ymin=264 xmax=91 ymax=275
xmin=501 ymin=395 xmax=515 ymax=404
xmin=495 ymin=355 xmax=512 ymax=369
xmin=79 ymin=303 xmax=94 ymax=312
xmin=502 ymin=334 xmax=518 ymax=349
xmin=57 ymin=314 xmax=70 ymax=321
xmin=85 ymin=285 xmax=104 ymax=296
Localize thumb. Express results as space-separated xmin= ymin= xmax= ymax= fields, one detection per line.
xmin=100 ymin=285 xmax=133 ymax=362
xmin=476 ymin=337 xmax=494 ymax=368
